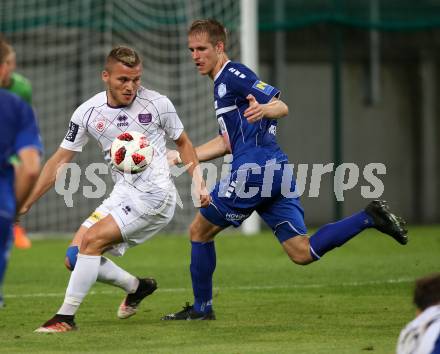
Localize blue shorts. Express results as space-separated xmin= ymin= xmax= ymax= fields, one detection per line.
xmin=200 ymin=162 xmax=307 ymax=242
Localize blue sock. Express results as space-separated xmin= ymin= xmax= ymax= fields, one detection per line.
xmin=309 ymin=211 xmax=373 ymax=260
xmin=190 ymin=241 xmax=216 ymax=313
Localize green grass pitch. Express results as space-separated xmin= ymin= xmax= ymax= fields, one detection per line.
xmin=0 ymin=226 xmax=439 ymax=353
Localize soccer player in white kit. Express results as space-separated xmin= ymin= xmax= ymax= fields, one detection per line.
xmin=20 ymin=46 xmax=210 ymax=332
xmin=397 ymin=273 xmax=440 ymax=354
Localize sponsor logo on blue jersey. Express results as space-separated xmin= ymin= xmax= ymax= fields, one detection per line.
xmin=252 ymin=80 xmax=274 ymax=95
xmin=268 ymin=125 xmax=277 ymax=136
xmin=225 ymin=212 xmax=249 ymax=221
xmin=228 ymin=67 xmax=246 ymax=78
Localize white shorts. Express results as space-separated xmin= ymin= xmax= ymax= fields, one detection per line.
xmin=82 ymin=183 xmax=176 ymax=256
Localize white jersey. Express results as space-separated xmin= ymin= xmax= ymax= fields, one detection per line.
xmin=60 ymin=86 xmax=184 ymax=193
xmin=397 ymin=305 xmax=440 ymax=354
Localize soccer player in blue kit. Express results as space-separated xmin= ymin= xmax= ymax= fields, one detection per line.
xmin=0 ymin=37 xmax=42 ymax=307
xmin=162 ymin=19 xmax=408 ymax=320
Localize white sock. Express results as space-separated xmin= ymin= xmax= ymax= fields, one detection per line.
xmin=97 ymin=257 xmax=139 ymax=294
xmin=57 ymin=254 xmax=100 ymax=316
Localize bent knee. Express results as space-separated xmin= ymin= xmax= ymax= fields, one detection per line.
xmin=189 ymin=222 xmax=201 ymax=241
xmin=189 ymin=221 xmax=209 ymax=242
xmin=80 ymin=232 xmax=100 ymax=252
xmin=188 ymin=213 xmax=222 ymax=242
xmin=288 ymin=253 xmax=313 ymax=265
xmin=283 ymin=236 xmax=313 ymax=265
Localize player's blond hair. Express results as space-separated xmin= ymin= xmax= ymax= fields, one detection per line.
xmin=105 ymin=46 xmax=141 ymax=71
xmin=188 ymin=19 xmax=227 ymax=48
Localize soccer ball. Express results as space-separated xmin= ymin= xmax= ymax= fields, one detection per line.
xmin=110 ymin=131 xmax=154 ymax=173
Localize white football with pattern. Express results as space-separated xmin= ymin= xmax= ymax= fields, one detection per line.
xmin=110 ymin=131 xmax=154 ymax=174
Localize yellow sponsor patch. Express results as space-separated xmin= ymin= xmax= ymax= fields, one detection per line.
xmin=252 ymin=80 xmax=274 ymax=95
xmin=87 ymin=211 xmax=105 ymax=224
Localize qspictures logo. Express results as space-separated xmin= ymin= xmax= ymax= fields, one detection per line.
xmin=53 ymin=159 xmax=386 ymax=212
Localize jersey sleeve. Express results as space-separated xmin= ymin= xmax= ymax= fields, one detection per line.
xmin=59 ymin=106 xmax=91 ymax=151
xmin=14 ymin=100 xmax=43 ymax=155
xmin=229 ymin=66 xmax=280 ymax=104
xmin=158 ymin=97 xmax=184 ymax=141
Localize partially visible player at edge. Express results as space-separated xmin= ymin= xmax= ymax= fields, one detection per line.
xmin=1 ymin=42 xmax=32 ymax=104
xmin=162 ymin=19 xmax=408 ymax=320
xmin=0 ymin=36 xmax=42 ymax=308
xmin=20 ymin=46 xmax=209 ymax=332
xmin=397 ymin=273 xmax=440 ymax=354
xmin=1 ymin=38 xmax=34 ymax=249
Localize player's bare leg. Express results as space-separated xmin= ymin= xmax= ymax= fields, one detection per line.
xmin=282 ymin=236 xmax=314 ymax=265
xmin=64 ymin=222 xmax=157 ymax=320
xmin=35 ymin=215 xmax=143 ymax=333
xmin=189 ymin=212 xmax=222 ymax=243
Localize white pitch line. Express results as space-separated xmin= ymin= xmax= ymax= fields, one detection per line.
xmin=3 ymin=277 xmax=414 ymax=299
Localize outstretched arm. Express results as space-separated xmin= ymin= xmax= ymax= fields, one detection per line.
xmin=168 ymin=135 xmax=230 ymax=166
xmin=20 ymin=147 xmax=77 ymax=214
xmin=195 ymin=135 xmax=230 ymax=162
xmin=244 ymin=95 xmax=289 ymax=123
xmin=15 ymin=148 xmax=41 ymax=214
xmin=174 ymin=132 xmax=210 ymax=208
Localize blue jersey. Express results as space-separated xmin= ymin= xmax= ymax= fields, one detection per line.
xmin=214 ymin=61 xmax=288 ymax=171
xmin=201 ymin=61 xmax=306 ymax=238
xmin=0 ymin=89 xmax=42 ymax=218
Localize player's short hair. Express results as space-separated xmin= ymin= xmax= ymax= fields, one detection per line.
xmin=188 ymin=19 xmax=227 ymax=48
xmin=0 ymin=34 xmax=12 ymax=64
xmin=105 ymin=46 xmax=141 ymax=72
xmin=413 ymin=273 xmax=440 ymax=311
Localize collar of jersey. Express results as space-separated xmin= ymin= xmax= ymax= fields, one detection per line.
xmin=214 ymin=60 xmax=231 ymax=82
